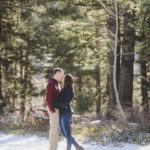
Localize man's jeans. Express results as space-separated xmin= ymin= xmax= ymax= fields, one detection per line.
xmin=48 ymin=109 xmax=59 ymax=150
xmin=60 ymin=113 xmax=79 ymax=150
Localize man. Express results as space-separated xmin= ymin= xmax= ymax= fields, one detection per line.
xmin=46 ymin=68 xmax=64 ymax=150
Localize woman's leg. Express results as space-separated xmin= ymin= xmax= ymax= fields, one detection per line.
xmin=61 ymin=114 xmax=72 ymax=150
xmin=60 ymin=121 xmax=66 ymax=137
xmin=61 ymin=113 xmax=80 ymax=150
xmin=60 ymin=118 xmax=79 ymax=147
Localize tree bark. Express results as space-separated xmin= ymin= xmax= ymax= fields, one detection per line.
xmin=113 ymin=1 xmax=128 ymax=125
xmin=119 ymin=8 xmax=135 ymax=108
xmin=77 ymin=76 xmax=82 ymax=92
xmin=95 ymin=63 xmax=102 ymax=118
xmin=0 ymin=10 xmax=4 ymax=106
xmin=141 ymin=61 xmax=149 ymax=112
xmin=20 ymin=51 xmax=25 ymax=121
xmin=0 ymin=62 xmax=3 ymax=102
xmin=12 ymin=61 xmax=17 ymax=110
xmin=106 ymin=13 xmax=120 ymax=110
xmin=95 ymin=27 xmax=102 ymax=118
xmin=19 ymin=0 xmax=25 ymax=121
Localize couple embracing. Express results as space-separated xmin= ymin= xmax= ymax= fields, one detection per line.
xmin=46 ymin=68 xmax=84 ymax=150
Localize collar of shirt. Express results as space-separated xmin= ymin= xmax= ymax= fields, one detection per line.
xmin=52 ymin=78 xmax=58 ymax=84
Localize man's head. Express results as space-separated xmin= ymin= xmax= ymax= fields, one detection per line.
xmin=53 ymin=68 xmax=64 ymax=82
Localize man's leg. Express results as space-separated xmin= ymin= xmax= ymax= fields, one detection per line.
xmin=48 ymin=109 xmax=59 ymax=150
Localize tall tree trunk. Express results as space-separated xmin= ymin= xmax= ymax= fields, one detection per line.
xmin=20 ymin=49 xmax=25 ymax=121
xmin=119 ymin=8 xmax=135 ymax=108
xmin=0 ymin=59 xmax=5 ymax=113
xmin=95 ymin=63 xmax=101 ymax=118
xmin=0 ymin=10 xmax=5 ymax=110
xmin=106 ymin=13 xmax=120 ymax=111
xmin=12 ymin=61 xmax=17 ymax=110
xmin=141 ymin=61 xmax=149 ymax=112
xmin=95 ymin=28 xmax=102 ymax=118
xmin=19 ymin=0 xmax=26 ymax=121
xmin=77 ymin=76 xmax=82 ymax=92
xmin=0 ymin=62 xmax=4 ymax=102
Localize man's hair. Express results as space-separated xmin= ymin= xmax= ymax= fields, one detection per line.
xmin=53 ymin=68 xmax=63 ymax=74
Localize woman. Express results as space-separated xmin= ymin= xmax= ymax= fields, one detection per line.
xmin=53 ymin=74 xmax=84 ymax=150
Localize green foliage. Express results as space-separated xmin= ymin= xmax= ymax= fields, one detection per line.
xmin=0 ymin=0 xmax=150 ymax=119
xmin=74 ymin=90 xmax=95 ymax=113
xmin=0 ymin=122 xmax=48 ymax=138
xmin=0 ymin=0 xmax=50 ymax=111
xmin=72 ymin=124 xmax=150 ymax=145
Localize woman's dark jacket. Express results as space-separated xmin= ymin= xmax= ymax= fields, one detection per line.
xmin=52 ymin=87 xmax=74 ymax=115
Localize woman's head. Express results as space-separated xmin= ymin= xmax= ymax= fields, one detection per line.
xmin=63 ymin=74 xmax=74 ymax=89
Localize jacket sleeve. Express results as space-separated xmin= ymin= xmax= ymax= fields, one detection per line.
xmin=46 ymin=82 xmax=55 ymax=113
xmin=53 ymin=88 xmax=73 ymax=108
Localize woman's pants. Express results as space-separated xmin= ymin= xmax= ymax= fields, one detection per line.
xmin=60 ymin=113 xmax=79 ymax=150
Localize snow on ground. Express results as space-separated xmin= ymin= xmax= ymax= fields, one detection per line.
xmin=0 ymin=132 xmax=150 ymax=150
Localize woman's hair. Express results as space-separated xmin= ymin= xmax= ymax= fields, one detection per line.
xmin=63 ymin=74 xmax=74 ymax=90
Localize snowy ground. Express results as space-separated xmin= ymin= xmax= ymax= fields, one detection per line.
xmin=0 ymin=132 xmax=150 ymax=150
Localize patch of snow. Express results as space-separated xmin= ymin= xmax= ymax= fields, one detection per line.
xmin=0 ymin=132 xmax=150 ymax=150
xmin=89 ymin=120 xmax=102 ymax=125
